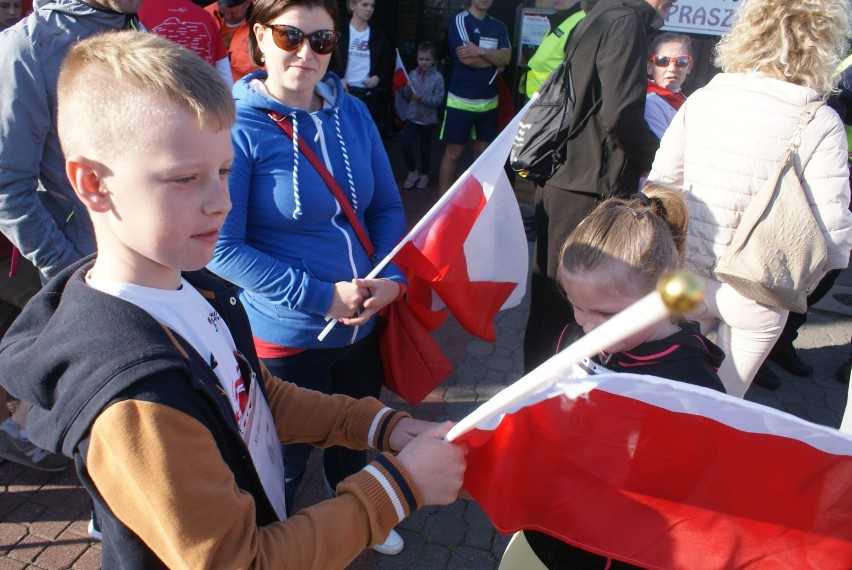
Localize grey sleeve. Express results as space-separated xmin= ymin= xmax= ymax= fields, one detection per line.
xmin=0 ymin=31 xmax=82 ymax=277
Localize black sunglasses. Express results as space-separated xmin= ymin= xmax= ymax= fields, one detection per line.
xmin=650 ymin=55 xmax=692 ymax=69
xmin=263 ymin=24 xmax=339 ymax=55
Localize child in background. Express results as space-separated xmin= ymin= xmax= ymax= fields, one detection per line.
xmin=0 ymin=31 xmax=466 ymax=569
xmin=401 ymin=41 xmax=445 ymax=189
xmin=514 ymin=184 xmax=725 ymax=569
xmin=645 ymin=33 xmax=692 ymax=138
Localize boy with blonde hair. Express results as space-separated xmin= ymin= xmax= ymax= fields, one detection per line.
xmin=0 ymin=31 xmax=466 ymax=569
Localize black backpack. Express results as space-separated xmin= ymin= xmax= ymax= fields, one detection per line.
xmin=509 ymin=14 xmax=602 ymax=186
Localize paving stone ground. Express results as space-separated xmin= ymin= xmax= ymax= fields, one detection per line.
xmin=2 ymin=138 xmax=851 ymax=569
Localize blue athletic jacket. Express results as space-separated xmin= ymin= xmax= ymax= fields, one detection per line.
xmin=208 ymin=71 xmax=406 ymax=349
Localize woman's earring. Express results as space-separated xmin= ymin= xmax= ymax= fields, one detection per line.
xmin=260 ymin=55 xmax=266 ymax=64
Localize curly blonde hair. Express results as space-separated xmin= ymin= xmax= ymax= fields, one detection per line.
xmin=714 ymin=0 xmax=850 ymax=96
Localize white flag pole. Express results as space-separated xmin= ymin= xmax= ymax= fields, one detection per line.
xmin=446 ymin=272 xmax=704 ymax=442
xmin=317 ymin=94 xmax=539 ymax=341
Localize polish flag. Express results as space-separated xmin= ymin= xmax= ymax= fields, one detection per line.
xmin=451 ymin=366 xmax=852 ymax=568
xmin=391 ymin=104 xmax=529 ymax=342
xmin=316 ymin=102 xmax=532 ymax=344
xmin=393 ymin=49 xmax=410 ymax=128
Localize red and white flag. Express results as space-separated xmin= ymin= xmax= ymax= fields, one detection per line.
xmin=391 ymin=105 xmax=529 ymax=342
xmin=316 ymin=101 xmax=531 ymax=344
xmin=392 ymin=49 xmax=410 ymax=128
xmin=453 ymin=367 xmax=852 ymax=569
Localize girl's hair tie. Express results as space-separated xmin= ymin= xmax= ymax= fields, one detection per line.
xmin=632 ymin=192 xmax=651 ymax=207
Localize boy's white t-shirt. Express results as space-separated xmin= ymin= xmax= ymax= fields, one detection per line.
xmin=344 ymin=24 xmax=371 ymax=88
xmin=86 ymin=274 xmax=288 ymax=520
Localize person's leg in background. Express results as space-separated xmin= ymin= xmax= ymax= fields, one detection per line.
xmin=438 ymin=142 xmax=465 ymax=195
xmin=711 ymin=281 xmax=788 ymax=398
xmin=416 ymin=123 xmax=435 ymax=188
xmin=764 ymin=269 xmax=841 ymax=377
xmin=469 ymin=106 xmax=497 ymax=161
xmin=438 ymin=105 xmax=474 ymax=195
xmin=523 ymin=185 xmax=599 ymax=373
xmin=0 ymin=254 xmax=69 ymax=471
xmin=261 ymin=349 xmax=339 ymax=515
xmin=260 ymin=332 xmax=384 ymax=512
xmin=321 ymin=329 xmax=403 ymax=555
xmin=323 ymin=330 xmax=383 ymax=491
xmin=400 ymin=120 xmax=420 ymax=188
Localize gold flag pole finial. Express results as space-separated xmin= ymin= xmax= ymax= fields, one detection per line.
xmin=658 ymin=270 xmax=704 ymax=316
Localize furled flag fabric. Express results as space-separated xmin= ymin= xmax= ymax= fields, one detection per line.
xmin=455 ymin=368 xmax=852 ymax=569
xmin=391 ymin=110 xmax=528 ymax=342
xmin=392 ymin=49 xmax=410 ymax=129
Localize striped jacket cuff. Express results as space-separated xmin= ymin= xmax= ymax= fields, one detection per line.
xmin=367 ymin=407 xmax=410 ymax=452
xmin=339 ymin=453 xmax=423 ymax=534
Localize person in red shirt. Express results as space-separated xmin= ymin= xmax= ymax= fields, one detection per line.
xmin=205 ymin=0 xmax=262 ymax=82
xmin=139 ymin=0 xmax=233 ymax=85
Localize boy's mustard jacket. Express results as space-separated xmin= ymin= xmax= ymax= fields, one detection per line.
xmin=0 ymin=257 xmax=420 ymax=569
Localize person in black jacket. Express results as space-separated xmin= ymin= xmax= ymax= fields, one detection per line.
xmin=335 ymin=0 xmax=392 ymax=133
xmin=523 ymin=0 xmax=675 ymax=373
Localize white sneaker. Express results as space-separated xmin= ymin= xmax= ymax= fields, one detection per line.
xmin=372 ymin=528 xmax=404 ymax=555
xmin=402 ymin=171 xmax=419 ymax=189
xmin=87 ymin=517 xmax=102 ymax=542
xmin=0 ymin=418 xmax=70 ymax=472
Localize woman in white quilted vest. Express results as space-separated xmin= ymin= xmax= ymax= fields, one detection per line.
xmin=647 ymin=0 xmax=852 ymax=398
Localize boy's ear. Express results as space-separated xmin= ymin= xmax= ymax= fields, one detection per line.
xmin=66 ymin=156 xmax=112 ymax=213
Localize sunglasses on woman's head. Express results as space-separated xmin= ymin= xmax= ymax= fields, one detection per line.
xmin=263 ymin=24 xmax=339 ymax=54
xmin=650 ymin=55 xmax=692 ymax=68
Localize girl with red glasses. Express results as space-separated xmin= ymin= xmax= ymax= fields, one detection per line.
xmin=645 ymin=32 xmax=692 ymax=138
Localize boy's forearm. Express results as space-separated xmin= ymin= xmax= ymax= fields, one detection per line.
xmin=87 ymin=400 xmax=414 ymax=568
xmin=261 ymin=363 xmax=410 ymax=451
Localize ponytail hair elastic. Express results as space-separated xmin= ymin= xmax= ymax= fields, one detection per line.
xmin=631 ymin=192 xmax=651 ymax=207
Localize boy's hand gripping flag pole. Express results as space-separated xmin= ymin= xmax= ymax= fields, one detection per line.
xmin=445 ymin=271 xmax=703 ymax=441
xmin=317 ymin=95 xmax=539 ymax=342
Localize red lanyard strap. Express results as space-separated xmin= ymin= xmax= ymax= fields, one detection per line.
xmin=268 ymin=111 xmax=376 ymax=260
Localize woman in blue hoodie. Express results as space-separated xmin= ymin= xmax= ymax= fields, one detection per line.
xmin=208 ymin=0 xmax=407 ymax=553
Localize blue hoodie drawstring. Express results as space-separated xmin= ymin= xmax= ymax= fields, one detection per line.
xmin=288 ymin=111 xmax=303 ymax=219
xmin=332 ymin=107 xmax=358 ymax=212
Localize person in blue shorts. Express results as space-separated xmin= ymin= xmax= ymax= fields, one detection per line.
xmin=437 ymin=0 xmax=510 ymax=194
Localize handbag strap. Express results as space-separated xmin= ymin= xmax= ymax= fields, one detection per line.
xmin=786 ymin=100 xmax=824 ymax=158
xmin=756 ymin=100 xmax=824 ymax=202
xmin=725 ymin=101 xmax=824 ymax=255
xmin=268 ymin=111 xmax=376 ymax=260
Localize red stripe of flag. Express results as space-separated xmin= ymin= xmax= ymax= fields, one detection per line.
xmin=458 ymin=374 xmax=852 ymax=568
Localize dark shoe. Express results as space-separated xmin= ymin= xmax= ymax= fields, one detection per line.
xmin=836 ymin=358 xmax=851 ymax=384
xmin=768 ymin=344 xmax=813 ymax=377
xmin=753 ymin=363 xmax=781 ymax=390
